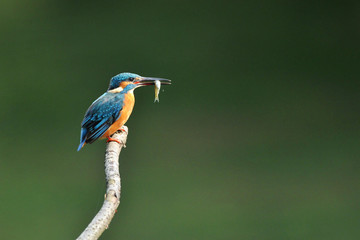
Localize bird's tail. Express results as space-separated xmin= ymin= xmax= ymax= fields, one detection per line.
xmin=77 ymin=128 xmax=87 ymax=151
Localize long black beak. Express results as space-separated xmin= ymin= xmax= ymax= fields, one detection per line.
xmin=134 ymin=77 xmax=171 ymax=86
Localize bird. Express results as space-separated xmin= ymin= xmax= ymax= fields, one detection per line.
xmin=77 ymin=72 xmax=171 ymax=151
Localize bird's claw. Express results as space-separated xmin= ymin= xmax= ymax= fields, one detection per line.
xmin=107 ymin=137 xmax=126 ymax=147
xmin=107 ymin=126 xmax=127 ymax=146
xmin=107 ymin=137 xmax=122 ymax=145
xmin=117 ymin=126 xmax=128 ymax=135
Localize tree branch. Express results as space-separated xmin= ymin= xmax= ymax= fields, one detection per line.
xmin=77 ymin=126 xmax=128 ymax=240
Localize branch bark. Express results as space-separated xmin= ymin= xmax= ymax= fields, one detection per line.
xmin=77 ymin=126 xmax=128 ymax=240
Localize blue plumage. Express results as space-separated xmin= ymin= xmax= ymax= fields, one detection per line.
xmin=77 ymin=92 xmax=125 ymax=150
xmin=108 ymin=73 xmax=140 ymax=90
xmin=78 ymin=72 xmax=171 ymax=151
xmin=77 ymin=128 xmax=88 ymax=151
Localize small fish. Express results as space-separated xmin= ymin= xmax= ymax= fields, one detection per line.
xmin=154 ymin=80 xmax=161 ymax=102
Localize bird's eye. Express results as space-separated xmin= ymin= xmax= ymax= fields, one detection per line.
xmin=128 ymin=77 xmax=134 ymax=81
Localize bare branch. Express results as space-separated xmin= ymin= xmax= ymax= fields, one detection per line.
xmin=77 ymin=126 xmax=128 ymax=240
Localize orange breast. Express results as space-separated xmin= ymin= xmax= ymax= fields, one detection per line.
xmin=101 ymin=92 xmax=135 ymax=139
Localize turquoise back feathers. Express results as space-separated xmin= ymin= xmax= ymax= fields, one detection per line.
xmin=77 ymin=92 xmax=125 ymax=151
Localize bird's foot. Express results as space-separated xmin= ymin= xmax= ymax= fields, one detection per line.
xmin=107 ymin=137 xmax=122 ymax=145
xmin=107 ymin=126 xmax=128 ymax=147
xmin=117 ymin=126 xmax=128 ymax=135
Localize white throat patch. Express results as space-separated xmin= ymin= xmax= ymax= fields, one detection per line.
xmin=108 ymin=86 xmax=124 ymax=93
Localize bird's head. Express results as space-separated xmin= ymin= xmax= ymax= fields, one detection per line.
xmin=108 ymin=72 xmax=171 ymax=92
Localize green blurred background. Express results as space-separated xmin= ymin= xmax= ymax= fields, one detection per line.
xmin=1 ymin=1 xmax=359 ymax=239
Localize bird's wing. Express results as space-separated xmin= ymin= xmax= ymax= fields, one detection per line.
xmin=80 ymin=93 xmax=124 ymax=144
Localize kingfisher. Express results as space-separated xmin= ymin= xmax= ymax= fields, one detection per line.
xmin=77 ymin=72 xmax=171 ymax=151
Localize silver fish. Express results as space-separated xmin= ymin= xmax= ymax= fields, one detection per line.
xmin=154 ymin=80 xmax=161 ymax=102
